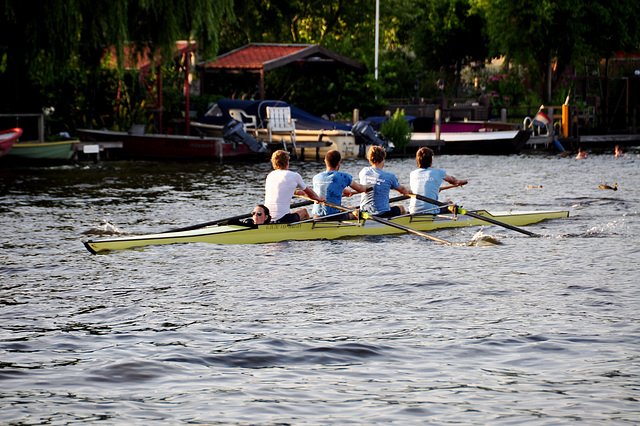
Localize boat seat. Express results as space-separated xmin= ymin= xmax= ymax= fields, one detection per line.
xmin=228 ymin=109 xmax=257 ymax=130
xmin=266 ymin=106 xmax=298 ymax=159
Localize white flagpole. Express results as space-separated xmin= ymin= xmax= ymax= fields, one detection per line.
xmin=375 ymin=0 xmax=379 ymax=80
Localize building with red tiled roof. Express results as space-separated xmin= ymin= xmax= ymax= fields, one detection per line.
xmin=198 ymin=43 xmax=366 ymax=99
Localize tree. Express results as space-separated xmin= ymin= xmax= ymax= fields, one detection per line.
xmin=471 ymin=0 xmax=640 ymax=101
xmin=412 ymin=0 xmax=488 ymax=96
xmin=217 ymin=0 xmax=423 ymax=112
xmin=0 ymin=0 xmax=234 ymax=114
xmin=219 ymin=0 xmax=384 ymax=71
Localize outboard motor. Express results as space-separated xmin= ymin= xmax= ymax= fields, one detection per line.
xmin=222 ymin=119 xmax=266 ymax=153
xmin=351 ymin=120 xmax=393 ymax=154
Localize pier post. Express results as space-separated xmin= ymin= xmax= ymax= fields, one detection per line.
xmin=562 ymin=104 xmax=569 ymax=137
xmin=38 ymin=114 xmax=45 ymax=142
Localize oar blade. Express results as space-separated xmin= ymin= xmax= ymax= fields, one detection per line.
xmin=407 ymin=192 xmax=539 ymax=237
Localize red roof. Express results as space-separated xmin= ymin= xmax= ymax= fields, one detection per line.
xmin=198 ymin=43 xmax=365 ymax=73
xmin=201 ymin=44 xmax=313 ymax=70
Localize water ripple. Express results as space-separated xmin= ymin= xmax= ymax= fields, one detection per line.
xmin=1 ymin=155 xmax=638 ymax=424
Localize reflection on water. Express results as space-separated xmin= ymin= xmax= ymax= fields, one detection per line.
xmin=1 ymin=153 xmax=639 ymax=424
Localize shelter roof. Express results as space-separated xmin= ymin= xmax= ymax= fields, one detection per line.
xmin=198 ymin=43 xmax=365 ymax=73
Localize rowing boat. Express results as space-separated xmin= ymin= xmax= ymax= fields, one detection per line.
xmin=83 ymin=209 xmax=569 ymax=254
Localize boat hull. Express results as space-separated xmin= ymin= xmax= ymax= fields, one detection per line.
xmin=411 ymin=130 xmax=531 ymax=155
xmin=84 ymin=209 xmax=569 ymax=254
xmin=77 ymin=129 xmax=257 ymax=160
xmin=7 ymin=140 xmax=75 ymax=161
xmin=0 ymin=128 xmax=22 ymax=158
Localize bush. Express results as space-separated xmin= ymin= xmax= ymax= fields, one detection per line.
xmin=483 ymin=68 xmax=527 ymax=109
xmin=380 ymin=109 xmax=412 ymax=152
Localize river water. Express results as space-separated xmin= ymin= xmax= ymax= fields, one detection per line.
xmin=1 ymin=150 xmax=639 ymax=425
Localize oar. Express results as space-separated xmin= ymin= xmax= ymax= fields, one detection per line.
xmin=358 ymin=211 xmax=453 ymax=245
xmin=405 ymin=192 xmax=539 ymax=237
xmin=297 ymin=194 xmax=453 ymax=245
xmin=439 ymin=182 xmax=466 ymax=192
xmin=161 ymin=199 xmax=316 ymax=233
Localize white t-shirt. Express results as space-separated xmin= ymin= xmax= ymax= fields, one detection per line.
xmin=264 ymin=169 xmax=307 ymax=220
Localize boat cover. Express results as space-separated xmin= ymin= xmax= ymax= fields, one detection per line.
xmin=196 ymin=100 xmax=352 ymax=131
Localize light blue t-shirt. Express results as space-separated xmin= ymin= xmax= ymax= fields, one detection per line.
xmin=312 ymin=171 xmax=353 ymax=216
xmin=359 ymin=166 xmax=400 ymax=214
xmin=409 ymin=167 xmax=446 ymax=213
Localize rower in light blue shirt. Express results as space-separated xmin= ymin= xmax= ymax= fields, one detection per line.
xmin=359 ymin=146 xmax=410 ymax=217
xmin=409 ymin=147 xmax=467 ymax=214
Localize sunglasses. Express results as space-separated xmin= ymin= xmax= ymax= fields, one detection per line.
xmin=252 ymin=211 xmax=263 ymax=216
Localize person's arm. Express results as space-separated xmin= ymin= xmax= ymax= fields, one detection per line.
xmin=303 ymin=187 xmax=325 ymax=203
xmin=444 ymin=174 xmax=468 ymax=186
xmin=344 ymin=181 xmax=371 ymax=197
xmin=395 ymin=184 xmax=410 ymax=196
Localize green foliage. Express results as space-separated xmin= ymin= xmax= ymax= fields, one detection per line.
xmin=1 ymin=0 xmax=639 ymax=133
xmin=112 ymin=100 xmax=154 ymax=133
xmin=0 ymin=0 xmax=234 ymax=113
xmin=220 ymin=0 xmax=416 ymax=110
xmin=223 ymin=0 xmax=377 ymax=57
xmin=480 ymin=67 xmax=528 ymax=109
xmin=110 ymin=81 xmax=154 ymax=132
xmin=380 ymin=109 xmax=412 ymax=151
xmin=36 ymin=66 xmax=121 ymax=137
xmin=378 ymin=49 xmax=423 ymax=99
xmin=336 ymin=72 xmax=387 ymax=118
xmin=412 ymin=0 xmax=488 ymax=89
xmin=189 ymin=94 xmax=225 ymax=115
xmin=260 ymin=64 xmax=384 ymax=118
xmin=471 ymin=0 xmax=640 ymax=100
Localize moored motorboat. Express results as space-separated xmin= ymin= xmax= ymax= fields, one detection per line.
xmin=7 ymin=140 xmax=75 ymax=161
xmin=84 ymin=209 xmax=569 ymax=254
xmin=410 ymin=129 xmax=531 ymax=155
xmin=365 ymin=116 xmax=532 ymax=155
xmin=193 ymin=99 xmax=352 ymax=136
xmin=0 ymin=128 xmax=23 ymax=158
xmin=77 ymin=128 xmax=260 ymax=160
xmin=192 ymin=99 xmax=360 ymax=159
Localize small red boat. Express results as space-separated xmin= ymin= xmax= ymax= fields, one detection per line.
xmin=0 ymin=128 xmax=23 ymax=158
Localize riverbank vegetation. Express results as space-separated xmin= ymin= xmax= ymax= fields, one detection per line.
xmin=1 ymin=0 xmax=639 ymax=137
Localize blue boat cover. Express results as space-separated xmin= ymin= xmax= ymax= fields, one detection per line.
xmin=196 ymin=99 xmax=351 ymax=131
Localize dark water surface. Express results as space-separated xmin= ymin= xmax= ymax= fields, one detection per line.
xmin=1 ymin=151 xmax=639 ymax=424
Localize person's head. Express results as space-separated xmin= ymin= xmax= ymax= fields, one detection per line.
xmin=366 ymin=145 xmax=386 ymax=166
xmin=416 ymin=147 xmax=434 ymax=169
xmin=251 ymin=204 xmax=271 ymax=225
xmin=271 ymin=150 xmax=289 ymax=170
xmin=325 ymin=149 xmax=341 ymax=169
